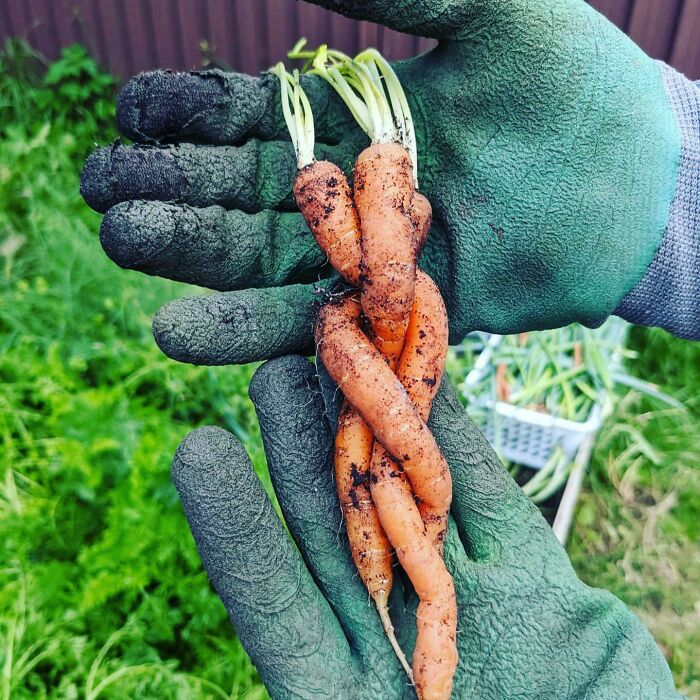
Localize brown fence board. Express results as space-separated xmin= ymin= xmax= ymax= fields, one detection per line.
xmin=329 ymin=7 xmax=358 ymax=56
xmin=358 ymin=20 xmax=380 ymax=52
xmin=122 ymin=1 xmax=156 ymax=76
xmin=378 ymin=26 xmax=414 ymax=61
xmin=0 ymin=2 xmax=11 ymax=37
xmin=203 ymin=0 xmax=234 ymax=70
xmin=671 ymin=0 xmax=700 ymax=78
xmin=174 ymin=0 xmax=205 ymax=71
xmin=5 ymin=0 xmax=29 ymax=40
xmin=1 ymin=0 xmax=698 ymax=80
xmin=264 ymin=0 xmax=291 ymax=69
xmin=147 ymin=0 xmax=184 ymax=70
xmin=297 ymin=2 xmax=328 ymax=54
xmin=233 ymin=0 xmax=268 ymax=75
xmin=49 ymin=0 xmax=79 ymax=56
xmin=43 ymin=0 xmax=65 ymax=56
xmin=416 ymin=37 xmax=438 ymax=55
xmin=94 ymin=0 xmax=128 ymax=76
xmin=587 ymin=0 xmax=635 ymax=30
xmin=628 ymin=0 xmax=682 ymax=61
xmin=26 ymin=0 xmax=55 ymax=56
xmin=68 ymin=0 xmax=102 ymax=60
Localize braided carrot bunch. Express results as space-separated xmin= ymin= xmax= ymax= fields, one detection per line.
xmin=272 ymin=47 xmax=457 ymax=700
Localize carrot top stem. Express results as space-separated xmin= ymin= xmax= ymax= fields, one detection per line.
xmin=270 ymin=63 xmax=315 ymax=169
xmin=289 ymin=40 xmax=419 ymax=187
xmin=356 ymin=49 xmax=417 ymax=184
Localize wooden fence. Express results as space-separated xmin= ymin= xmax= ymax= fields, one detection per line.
xmin=1 ymin=0 xmax=699 ymax=80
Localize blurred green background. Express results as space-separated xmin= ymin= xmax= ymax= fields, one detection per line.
xmin=1 ymin=41 xmax=698 ymax=699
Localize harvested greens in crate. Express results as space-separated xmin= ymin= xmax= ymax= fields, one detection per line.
xmin=460 ymin=319 xmax=628 ymax=502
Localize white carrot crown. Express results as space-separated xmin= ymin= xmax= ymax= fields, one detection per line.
xmin=272 ymin=40 xmax=419 ymax=186
xmin=270 ymin=63 xmax=316 ymax=170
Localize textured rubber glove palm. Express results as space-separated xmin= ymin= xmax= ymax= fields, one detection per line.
xmin=80 ymin=0 xmax=680 ymax=365
xmin=172 ymin=356 xmax=680 ymax=699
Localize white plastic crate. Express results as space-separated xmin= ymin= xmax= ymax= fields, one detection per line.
xmin=461 ymin=321 xmax=627 ymax=471
xmin=478 ymin=400 xmax=603 ymax=470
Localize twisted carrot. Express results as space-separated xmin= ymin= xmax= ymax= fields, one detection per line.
xmin=315 ymin=295 xmax=456 ymax=700
xmin=293 ymin=147 xmax=457 ymax=699
xmin=354 ymin=143 xmax=417 ymax=365
xmin=295 ymin=160 xmax=401 ymax=665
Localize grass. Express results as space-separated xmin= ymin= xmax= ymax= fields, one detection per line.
xmin=569 ymin=326 xmax=700 ymax=699
xmin=0 ymin=41 xmax=267 ymax=699
xmin=1 ymin=40 xmax=698 ymax=699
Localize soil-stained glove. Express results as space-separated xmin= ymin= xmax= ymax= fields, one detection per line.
xmin=81 ymin=0 xmax=692 ymax=366
xmin=172 ymin=355 xmax=682 ymax=700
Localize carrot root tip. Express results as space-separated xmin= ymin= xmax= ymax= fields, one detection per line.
xmin=374 ymin=591 xmax=414 ymax=685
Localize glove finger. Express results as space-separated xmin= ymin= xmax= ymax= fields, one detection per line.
xmin=249 ymin=356 xmax=412 ymax=672
xmin=101 ymin=201 xmax=328 ymax=291
xmin=80 ymin=139 xmax=360 ymax=214
xmin=153 ymin=282 xmax=331 ymax=366
xmin=429 ymin=377 xmax=554 ymax=563
xmin=172 ymin=426 xmax=357 ymax=698
xmin=117 ymin=70 xmax=358 ymax=146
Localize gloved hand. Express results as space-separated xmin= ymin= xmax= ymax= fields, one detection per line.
xmin=172 ymin=355 xmax=680 ymax=700
xmin=80 ymin=0 xmax=681 ymax=365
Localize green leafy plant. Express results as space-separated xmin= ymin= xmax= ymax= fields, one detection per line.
xmin=41 ymin=44 xmax=116 ymax=127
xmin=1 ymin=39 xmax=116 ymax=151
xmin=0 ymin=41 xmax=268 ymax=699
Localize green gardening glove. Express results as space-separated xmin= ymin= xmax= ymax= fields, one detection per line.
xmin=80 ymin=0 xmax=681 ymax=366
xmin=172 ymin=355 xmax=681 ymax=699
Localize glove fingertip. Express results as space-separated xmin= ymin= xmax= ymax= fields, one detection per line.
xmin=152 ymin=298 xmax=191 ymax=364
xmin=172 ymin=425 xmax=240 ymax=485
xmin=80 ymin=146 xmax=116 ymax=213
xmin=249 ymin=355 xmax=316 ymax=406
xmin=116 ymin=69 xmax=225 ymax=142
xmin=100 ymin=200 xmax=152 ymax=269
xmin=115 ymin=71 xmax=148 ymax=142
xmin=117 ymin=69 xmax=275 ymax=145
xmin=171 ymin=426 xmax=252 ymax=538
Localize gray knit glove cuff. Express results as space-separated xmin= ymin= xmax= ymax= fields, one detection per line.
xmin=615 ymin=64 xmax=700 ymax=339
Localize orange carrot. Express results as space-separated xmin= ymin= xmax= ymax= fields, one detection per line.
xmin=354 ymin=142 xmax=417 ymax=365
xmin=371 ymin=271 xmax=450 ymax=551
xmin=293 ymin=160 xmax=361 ymax=287
xmin=412 ymin=192 xmax=432 ymax=253
xmin=351 ymin=141 xmax=452 ymax=551
xmin=296 ymin=159 xmax=450 ymax=547
xmin=496 ymin=362 xmax=510 ymax=403
xmin=316 ymin=296 xmax=456 ymax=700
xmin=275 ymin=58 xmax=457 ymax=699
xmin=295 ymin=158 xmax=411 ymax=671
xmin=334 ymin=404 xmax=391 ymax=598
xmin=316 ymin=295 xmax=452 ymax=552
